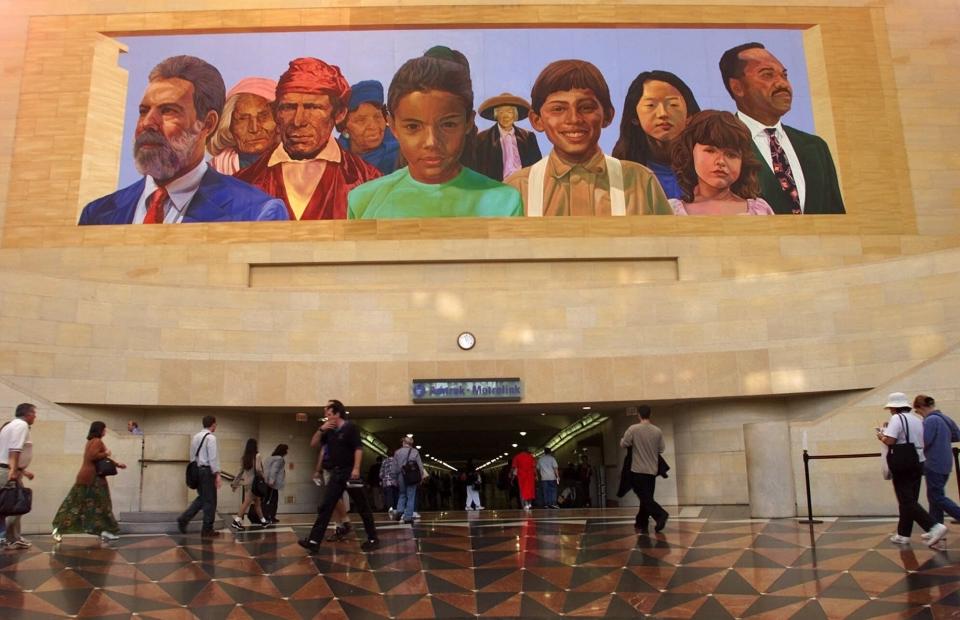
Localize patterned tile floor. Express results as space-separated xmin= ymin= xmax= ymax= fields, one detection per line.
xmin=0 ymin=508 xmax=958 ymax=619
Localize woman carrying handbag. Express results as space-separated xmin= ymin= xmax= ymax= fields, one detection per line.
xmin=51 ymin=421 xmax=126 ymax=543
xmin=229 ymin=438 xmax=269 ymax=531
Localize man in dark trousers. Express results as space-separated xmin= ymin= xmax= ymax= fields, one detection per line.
xmin=178 ymin=415 xmax=221 ymax=538
xmin=299 ymin=399 xmax=379 ymax=553
xmin=620 ymin=405 xmax=669 ymax=533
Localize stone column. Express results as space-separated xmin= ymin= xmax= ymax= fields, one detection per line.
xmin=743 ymin=421 xmax=797 ymax=518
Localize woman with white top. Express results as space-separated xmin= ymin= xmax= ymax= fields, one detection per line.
xmin=877 ymin=392 xmax=947 ymax=547
xmin=229 ymin=438 xmax=268 ymax=531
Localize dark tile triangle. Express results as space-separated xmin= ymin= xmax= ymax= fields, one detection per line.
xmin=472 ymin=550 xmax=518 ymax=567
xmin=627 ymin=549 xmax=675 ymax=567
xmin=3 ymin=569 xmax=60 ymax=590
xmin=242 ymin=606 xmax=297 ymax=620
xmin=735 ymin=550 xmax=786 ymax=569
xmin=692 ymin=532 xmax=750 ymax=546
xmin=741 ymin=594 xmax=808 ymax=616
xmin=519 ymin=593 xmax=561 ymax=618
xmin=616 ymin=569 xmax=659 ymax=593
xmin=266 ymin=573 xmax=315 ymax=598
xmin=133 ymin=562 xmax=191 ymax=582
xmin=665 ymin=566 xmax=727 ymax=590
xmin=425 ymin=572 xmax=472 ymax=594
xmin=381 ymin=593 xmax=428 ymax=617
xmin=33 ymin=588 xmax=94 ymax=615
xmin=311 ymin=558 xmax=353 ymax=574
xmin=691 ymin=595 xmax=735 ymax=619
xmin=216 ymin=581 xmax=276 ymax=604
xmin=877 ymin=572 xmax=960 ymax=597
xmin=255 ymin=555 xmax=307 ymax=575
xmin=682 ymin=546 xmax=742 ymax=565
xmin=562 ymin=591 xmax=608 ymax=614
xmin=420 ymin=555 xmax=468 ymax=570
xmin=520 ymin=551 xmax=567 ymax=567
xmin=373 ymin=570 xmax=419 ymax=593
xmin=850 ymin=550 xmax=909 ymax=573
xmin=826 ymin=520 xmax=888 ymax=532
xmin=752 ymin=534 xmax=804 ymax=549
xmin=476 ymin=591 xmax=516 ymax=614
xmin=0 ymin=610 xmax=71 ymax=620
xmin=767 ymin=568 xmax=837 ymax=593
xmin=915 ymin=552 xmax=960 ymax=573
xmin=937 ymin=590 xmax=960 ymax=606
xmin=814 ymin=532 xmax=883 ymax=545
xmin=651 ymin=592 xmax=704 ymax=615
xmin=70 ymin=568 xmax=142 ymax=588
xmin=789 ymin=599 xmax=830 ymax=620
xmin=192 ymin=605 xmax=236 ymax=620
xmin=114 ymin=546 xmax=173 ymax=564
xmin=522 ymin=570 xmax=562 ymax=592
xmin=580 ymin=532 xmax=637 ymax=546
xmin=699 ymin=520 xmax=755 ymax=532
xmin=818 ymin=572 xmax=870 ymax=600
xmin=608 ymin=592 xmax=648 ymax=617
xmin=845 ymin=599 xmax=925 ymax=620
xmin=906 ymin=608 xmax=938 ymax=620
xmin=575 ymin=545 xmax=626 ymax=564
xmin=473 ymin=567 xmax=517 ymax=590
xmin=570 ymin=566 xmax=617 ymax=589
xmin=324 ymin=574 xmax=379 ymax=598
xmin=158 ymin=579 xmax=210 ymax=605
xmin=790 ymin=546 xmax=862 ymax=566
xmin=367 ymin=552 xmax=418 ymax=571
xmin=763 ymin=521 xmax=809 ymax=533
xmin=198 ymin=562 xmax=259 ymax=579
xmin=93 ymin=588 xmax=173 ymax=613
xmin=714 ymin=569 xmax=761 ymax=595
xmin=635 ymin=536 xmax=674 ymax=550
xmin=289 ymin=597 xmax=333 ymax=619
xmin=418 ymin=540 xmax=471 ymax=553
xmin=431 ymin=595 xmax=475 ymax=618
xmin=337 ymin=598 xmax=390 ymax=620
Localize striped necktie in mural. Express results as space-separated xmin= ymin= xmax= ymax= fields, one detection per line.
xmin=765 ymin=128 xmax=801 ymax=214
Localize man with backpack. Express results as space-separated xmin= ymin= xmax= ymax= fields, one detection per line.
xmin=393 ymin=436 xmax=426 ymax=524
xmin=915 ymin=394 xmax=960 ymax=529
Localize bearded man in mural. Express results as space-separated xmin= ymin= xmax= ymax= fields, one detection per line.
xmin=473 ymin=92 xmax=543 ymax=182
xmin=79 ymin=56 xmax=288 ymax=225
xmin=236 ymin=58 xmax=382 ymax=220
xmin=720 ymin=42 xmax=845 ymax=214
xmin=209 ymin=77 xmax=279 ymax=175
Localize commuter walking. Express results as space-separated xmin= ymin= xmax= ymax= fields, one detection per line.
xmin=463 ymin=461 xmax=483 ymax=510
xmin=177 ymin=416 xmax=221 ymax=538
xmin=620 ymin=405 xmax=669 ymax=533
xmin=380 ymin=449 xmax=399 ymax=516
xmin=0 ymin=403 xmax=38 ymax=549
xmin=298 ymin=400 xmax=378 ymax=553
xmin=367 ymin=456 xmax=383 ymax=512
xmin=537 ymin=447 xmax=560 ymax=509
xmin=230 ymin=438 xmax=269 ymax=531
xmin=262 ymin=444 xmax=287 ymax=524
xmin=511 ymin=447 xmax=537 ymax=510
xmin=394 ymin=436 xmax=426 ymax=524
xmin=51 ymin=421 xmax=127 ymax=542
xmin=878 ymin=392 xmax=947 ymax=547
xmin=914 ymin=394 xmax=960 ymax=528
xmin=311 ymin=414 xmax=354 ymax=541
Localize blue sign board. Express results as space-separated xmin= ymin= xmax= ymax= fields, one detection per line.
xmin=412 ymin=378 xmax=522 ymax=403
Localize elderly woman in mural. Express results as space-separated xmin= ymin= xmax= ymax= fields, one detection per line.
xmin=612 ymin=70 xmax=701 ymax=200
xmin=347 ymin=54 xmax=522 ymax=219
xmin=473 ymin=92 xmax=542 ymax=181
xmin=337 ymin=80 xmax=400 ymax=175
xmin=668 ymin=110 xmax=774 ymax=215
xmin=208 ymin=77 xmax=279 ymax=175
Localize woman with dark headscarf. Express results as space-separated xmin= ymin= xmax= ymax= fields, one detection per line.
xmin=51 ymin=421 xmax=126 ymax=542
xmin=612 ymin=70 xmax=701 ymax=199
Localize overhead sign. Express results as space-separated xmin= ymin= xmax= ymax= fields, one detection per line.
xmin=412 ymin=378 xmax=522 ymax=403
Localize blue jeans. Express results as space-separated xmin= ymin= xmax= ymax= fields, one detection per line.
xmin=925 ymin=468 xmax=960 ymax=523
xmin=541 ymin=480 xmax=558 ymax=507
xmin=397 ymin=478 xmax=417 ymax=521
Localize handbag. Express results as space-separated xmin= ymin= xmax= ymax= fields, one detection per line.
xmin=0 ymin=480 xmax=32 ymax=516
xmin=401 ymin=449 xmax=422 ymax=485
xmin=95 ymin=457 xmax=118 ymax=477
xmin=251 ymin=472 xmax=270 ymax=498
xmin=657 ymin=455 xmax=671 ymax=479
xmin=886 ymin=413 xmax=921 ymax=475
xmin=185 ymin=433 xmax=211 ymax=490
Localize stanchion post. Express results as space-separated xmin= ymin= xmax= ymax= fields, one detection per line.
xmin=798 ymin=449 xmax=823 ymax=524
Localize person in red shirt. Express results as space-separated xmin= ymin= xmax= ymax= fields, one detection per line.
xmin=511 ymin=448 xmax=537 ymax=510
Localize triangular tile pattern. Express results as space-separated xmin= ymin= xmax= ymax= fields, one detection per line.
xmin=0 ymin=512 xmax=956 ymax=617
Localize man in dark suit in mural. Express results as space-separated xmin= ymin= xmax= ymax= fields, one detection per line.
xmin=720 ymin=42 xmax=845 ymax=214
xmin=473 ymin=93 xmax=543 ymax=181
xmin=79 ymin=55 xmax=288 ymax=225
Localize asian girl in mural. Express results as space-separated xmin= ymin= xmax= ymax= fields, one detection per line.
xmin=612 ymin=71 xmax=701 ymax=200
xmin=668 ymin=110 xmax=774 ymax=215
xmin=347 ymin=55 xmax=522 ymax=219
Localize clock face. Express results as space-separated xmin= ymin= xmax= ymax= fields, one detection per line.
xmin=457 ymin=332 xmax=476 ymax=350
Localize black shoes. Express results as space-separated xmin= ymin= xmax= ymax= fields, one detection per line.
xmin=298 ymin=538 xmax=319 ymax=553
xmin=230 ymin=517 xmax=245 ymax=532
xmin=655 ymin=514 xmax=669 ymax=533
xmin=176 ymin=518 xmax=188 ymax=534
xmin=326 ymin=524 xmax=351 ymax=542
xmin=360 ymin=538 xmax=380 ymax=552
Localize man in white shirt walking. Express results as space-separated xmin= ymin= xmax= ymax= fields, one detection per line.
xmin=537 ymin=447 xmax=560 ymax=509
xmin=0 ymin=403 xmax=37 ymax=549
xmin=178 ymin=415 xmax=221 ymax=538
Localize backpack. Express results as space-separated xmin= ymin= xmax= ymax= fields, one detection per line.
xmin=401 ymin=448 xmax=422 ymax=485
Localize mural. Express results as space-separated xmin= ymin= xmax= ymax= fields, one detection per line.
xmin=78 ymin=28 xmax=845 ymax=225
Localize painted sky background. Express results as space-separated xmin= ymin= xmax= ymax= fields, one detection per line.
xmin=116 ymin=28 xmax=810 ymax=187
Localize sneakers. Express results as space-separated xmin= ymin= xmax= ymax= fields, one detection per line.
xmin=3 ymin=538 xmax=31 ymax=549
xmin=298 ymin=538 xmax=319 ymax=553
xmin=259 ymin=518 xmax=270 ymax=529
xmin=51 ymin=528 xmax=62 ymax=542
xmin=413 ymin=512 xmax=421 ymax=519
xmin=326 ymin=525 xmax=349 ymax=542
xmin=100 ymin=531 xmax=119 ymax=542
xmin=360 ymin=538 xmax=380 ymax=552
xmin=230 ymin=517 xmax=245 ymax=532
xmin=926 ymin=523 xmax=948 ymax=548
xmin=890 ymin=534 xmax=911 ymax=544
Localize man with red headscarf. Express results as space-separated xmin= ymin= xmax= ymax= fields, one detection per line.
xmin=236 ymin=58 xmax=381 ymax=220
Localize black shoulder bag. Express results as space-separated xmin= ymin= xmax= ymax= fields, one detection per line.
xmin=185 ymin=433 xmax=211 ymax=489
xmin=886 ymin=413 xmax=920 ymax=475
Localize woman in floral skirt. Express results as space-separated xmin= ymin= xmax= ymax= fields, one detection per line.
xmin=52 ymin=421 xmax=126 ymax=542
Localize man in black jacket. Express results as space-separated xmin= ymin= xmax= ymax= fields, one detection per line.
xmin=299 ymin=400 xmax=379 ymax=553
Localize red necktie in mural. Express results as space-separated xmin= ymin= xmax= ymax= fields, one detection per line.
xmin=143 ymin=187 xmax=168 ymax=224
xmin=765 ymin=128 xmax=801 ymax=214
